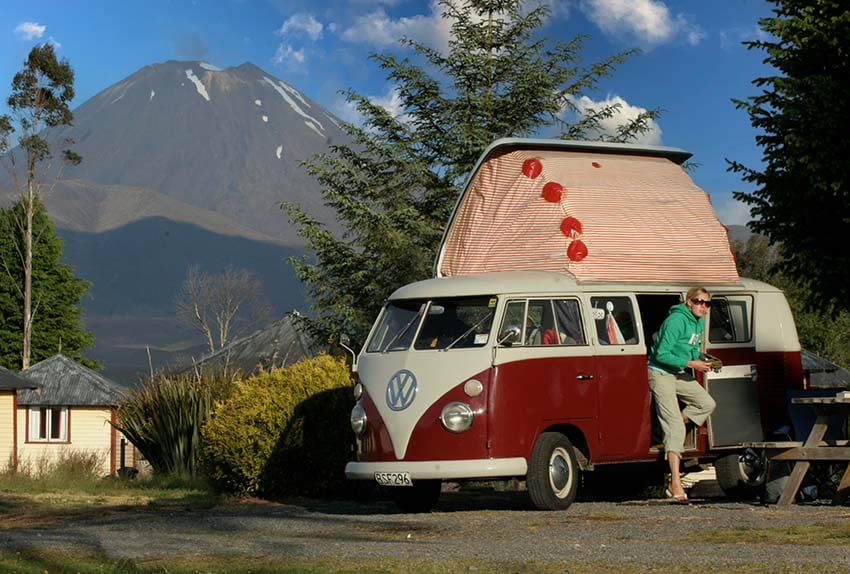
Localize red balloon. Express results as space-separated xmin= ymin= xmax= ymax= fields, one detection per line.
xmin=560 ymin=216 xmax=583 ymax=238
xmin=591 ymin=162 xmax=601 ymax=168
xmin=522 ymin=158 xmax=543 ymax=179
xmin=541 ymin=182 xmax=563 ymax=203
xmin=567 ymin=239 xmax=588 ymax=261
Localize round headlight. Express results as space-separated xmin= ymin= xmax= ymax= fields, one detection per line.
xmin=440 ymin=402 xmax=474 ymax=433
xmin=350 ymin=402 xmax=367 ymax=435
xmin=353 ymin=383 xmax=363 ymax=400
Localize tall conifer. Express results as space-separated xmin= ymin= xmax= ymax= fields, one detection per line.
xmin=284 ymin=0 xmax=658 ymax=346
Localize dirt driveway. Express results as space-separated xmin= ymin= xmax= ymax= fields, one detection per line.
xmin=2 ymin=485 xmax=850 ymax=571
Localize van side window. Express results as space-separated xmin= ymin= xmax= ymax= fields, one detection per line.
xmin=500 ymin=299 xmax=586 ymax=346
xmin=500 ymin=301 xmax=527 ymax=344
xmin=590 ymin=297 xmax=638 ymax=345
xmin=708 ymin=295 xmax=753 ymax=343
xmin=553 ymin=299 xmax=587 ymax=346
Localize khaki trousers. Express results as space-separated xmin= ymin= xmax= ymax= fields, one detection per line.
xmin=648 ymin=368 xmax=716 ymax=455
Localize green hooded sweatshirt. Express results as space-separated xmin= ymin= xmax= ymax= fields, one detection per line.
xmin=648 ymin=303 xmax=704 ymax=374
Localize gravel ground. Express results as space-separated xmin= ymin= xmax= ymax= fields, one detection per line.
xmin=2 ymin=481 xmax=850 ymax=571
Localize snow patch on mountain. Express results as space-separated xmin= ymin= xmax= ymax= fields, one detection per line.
xmin=276 ymin=145 xmax=283 ymax=159
xmin=199 ymin=62 xmax=222 ymax=71
xmin=279 ymin=81 xmax=310 ymax=108
xmin=322 ymin=111 xmax=341 ymax=130
xmin=262 ymin=115 xmax=268 ymax=122
xmin=150 ymin=90 xmax=155 ymax=101
xmin=185 ymin=69 xmax=210 ymax=101
xmin=254 ymin=99 xmax=262 ymax=106
xmin=305 ymin=121 xmax=323 ymax=138
xmin=261 ymin=76 xmax=324 ymax=134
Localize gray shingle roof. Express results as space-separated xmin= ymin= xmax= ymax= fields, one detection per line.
xmin=17 ymin=355 xmax=126 ymax=406
xmin=187 ymin=311 xmax=322 ymax=376
xmin=0 ymin=366 xmax=40 ymax=390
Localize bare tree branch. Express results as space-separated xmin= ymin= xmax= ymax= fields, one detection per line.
xmin=176 ymin=264 xmax=273 ymax=355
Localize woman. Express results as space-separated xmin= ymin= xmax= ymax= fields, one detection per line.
xmin=648 ymin=287 xmax=717 ymax=502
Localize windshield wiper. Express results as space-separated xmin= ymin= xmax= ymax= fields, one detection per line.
xmin=381 ymin=307 xmax=423 ymax=352
xmin=445 ymin=310 xmax=493 ymax=350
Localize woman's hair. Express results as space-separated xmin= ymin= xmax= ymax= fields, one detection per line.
xmin=685 ymin=286 xmax=711 ymax=301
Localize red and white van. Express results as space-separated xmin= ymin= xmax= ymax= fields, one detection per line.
xmin=344 ymin=139 xmax=804 ymax=511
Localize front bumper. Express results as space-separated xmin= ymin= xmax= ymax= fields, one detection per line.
xmin=345 ymin=457 xmax=528 ymax=480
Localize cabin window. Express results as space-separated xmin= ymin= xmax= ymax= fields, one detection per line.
xmin=500 ymin=298 xmax=587 ymax=346
xmin=28 ymin=406 xmax=68 ymax=442
xmin=708 ymin=295 xmax=753 ymax=344
xmin=590 ymin=296 xmax=639 ymax=345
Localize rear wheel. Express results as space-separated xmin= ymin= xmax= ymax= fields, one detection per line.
xmin=389 ymin=479 xmax=442 ymax=513
xmin=527 ymin=432 xmax=580 ymax=510
xmin=715 ymin=450 xmax=767 ymax=500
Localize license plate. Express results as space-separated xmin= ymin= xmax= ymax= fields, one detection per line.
xmin=374 ymin=471 xmax=412 ymax=486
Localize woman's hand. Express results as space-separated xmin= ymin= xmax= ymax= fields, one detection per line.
xmin=687 ymin=359 xmax=713 ymax=373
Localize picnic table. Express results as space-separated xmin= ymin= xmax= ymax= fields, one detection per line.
xmin=773 ymin=396 xmax=850 ymax=507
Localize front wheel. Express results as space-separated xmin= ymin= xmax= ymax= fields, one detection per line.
xmin=527 ymin=432 xmax=580 ymax=510
xmin=389 ymin=479 xmax=442 ymax=513
xmin=715 ymin=450 xmax=767 ymax=500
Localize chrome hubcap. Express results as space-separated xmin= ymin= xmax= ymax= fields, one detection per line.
xmin=549 ymin=447 xmax=571 ymax=497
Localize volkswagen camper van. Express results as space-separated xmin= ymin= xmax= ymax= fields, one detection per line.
xmin=344 ymin=139 xmax=804 ymax=511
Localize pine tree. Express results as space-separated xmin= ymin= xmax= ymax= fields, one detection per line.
xmin=284 ymin=0 xmax=659 ymax=347
xmin=0 ymin=197 xmax=95 ymax=370
xmin=728 ymin=0 xmax=850 ymax=311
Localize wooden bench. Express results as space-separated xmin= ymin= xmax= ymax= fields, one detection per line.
xmin=771 ymin=397 xmax=850 ymax=507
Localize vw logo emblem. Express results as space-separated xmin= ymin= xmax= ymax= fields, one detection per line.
xmin=386 ymin=369 xmax=417 ymax=411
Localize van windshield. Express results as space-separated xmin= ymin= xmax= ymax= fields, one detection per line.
xmin=366 ymin=296 xmax=496 ymax=353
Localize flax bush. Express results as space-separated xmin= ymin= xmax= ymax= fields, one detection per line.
xmin=114 ymin=372 xmax=221 ymax=479
xmin=200 ymin=353 xmax=354 ymax=498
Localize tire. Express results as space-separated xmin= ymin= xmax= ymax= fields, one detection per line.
xmin=527 ymin=432 xmax=580 ymax=510
xmin=715 ymin=450 xmax=767 ymax=500
xmin=389 ymin=479 xmax=442 ymax=513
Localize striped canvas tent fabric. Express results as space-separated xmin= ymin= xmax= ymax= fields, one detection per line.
xmin=437 ymin=145 xmax=740 ymax=285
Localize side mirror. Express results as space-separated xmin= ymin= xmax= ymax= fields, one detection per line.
xmin=339 ymin=333 xmax=358 ymax=373
xmin=498 ymin=325 xmax=521 ymax=346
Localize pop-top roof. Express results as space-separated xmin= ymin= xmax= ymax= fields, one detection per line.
xmin=435 ymin=138 xmax=740 ymax=285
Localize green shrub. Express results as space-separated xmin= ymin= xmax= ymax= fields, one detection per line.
xmin=200 ymin=354 xmax=354 ymax=498
xmin=114 ymin=372 xmax=221 ymax=479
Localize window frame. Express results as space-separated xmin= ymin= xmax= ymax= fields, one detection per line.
xmin=27 ymin=406 xmax=70 ymax=443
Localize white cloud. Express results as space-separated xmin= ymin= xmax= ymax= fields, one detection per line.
xmin=341 ymin=0 xmax=452 ymax=51
xmin=580 ymin=0 xmax=703 ymax=48
xmin=566 ymin=94 xmax=663 ymax=145
xmin=719 ymin=25 xmax=771 ymax=50
xmin=332 ymin=85 xmax=409 ymax=129
xmin=273 ymin=44 xmax=305 ymax=66
xmin=715 ymin=197 xmax=752 ymax=226
xmin=332 ymin=97 xmax=361 ymax=126
xmin=276 ymin=13 xmax=323 ymax=41
xmin=14 ymin=21 xmax=46 ymax=41
xmin=373 ymin=86 xmax=407 ymax=120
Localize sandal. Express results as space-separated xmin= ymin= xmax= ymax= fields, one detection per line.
xmin=665 ymin=488 xmax=689 ymax=503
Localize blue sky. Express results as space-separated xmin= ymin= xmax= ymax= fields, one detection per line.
xmin=1 ymin=0 xmax=775 ymax=226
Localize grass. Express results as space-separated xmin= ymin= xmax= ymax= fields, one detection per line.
xmin=700 ymin=522 xmax=850 ymax=545
xmin=0 ymin=472 xmax=220 ymax=531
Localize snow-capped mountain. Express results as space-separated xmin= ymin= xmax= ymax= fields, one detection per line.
xmin=2 ymin=61 xmax=351 ymax=382
xmin=48 ymin=60 xmax=345 ymax=244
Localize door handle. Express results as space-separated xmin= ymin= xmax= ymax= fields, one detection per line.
xmin=576 ymin=374 xmax=594 ymax=380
